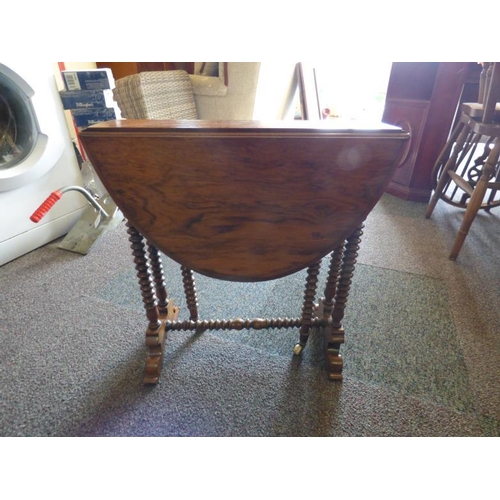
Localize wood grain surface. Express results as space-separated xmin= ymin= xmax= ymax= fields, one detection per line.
xmin=80 ymin=120 xmax=408 ymax=281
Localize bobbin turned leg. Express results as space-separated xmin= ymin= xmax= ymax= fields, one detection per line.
xmin=293 ymin=261 xmax=321 ymax=356
xmin=147 ymin=243 xmax=169 ymax=316
xmin=325 ymin=224 xmax=364 ymax=380
xmin=127 ymin=223 xmax=178 ymax=385
xmin=181 ymin=265 xmax=199 ymax=321
xmin=147 ymin=240 xmax=180 ymax=334
xmin=315 ymin=244 xmax=345 ymax=378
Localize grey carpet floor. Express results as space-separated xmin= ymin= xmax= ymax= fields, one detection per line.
xmin=1 ymin=194 xmax=499 ymax=436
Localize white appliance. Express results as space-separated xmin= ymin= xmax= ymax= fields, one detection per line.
xmin=0 ymin=62 xmax=86 ymax=266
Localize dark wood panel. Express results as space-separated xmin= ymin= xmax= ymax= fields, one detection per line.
xmin=383 ymin=99 xmax=429 ymax=186
xmin=96 ymin=62 xmax=187 ymax=81
xmin=385 ymin=62 xmax=439 ymax=101
xmin=95 ymin=62 xmax=138 ymax=81
xmin=382 ymin=62 xmax=471 ymax=201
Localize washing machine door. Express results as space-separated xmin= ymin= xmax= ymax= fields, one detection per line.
xmin=0 ymin=63 xmax=64 ymax=192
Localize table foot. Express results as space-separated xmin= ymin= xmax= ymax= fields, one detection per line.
xmin=142 ymin=302 xmax=179 ymax=385
xmin=324 ymin=326 xmax=344 ymax=381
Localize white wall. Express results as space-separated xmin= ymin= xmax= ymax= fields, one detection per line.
xmin=253 ymin=62 xmax=298 ymax=120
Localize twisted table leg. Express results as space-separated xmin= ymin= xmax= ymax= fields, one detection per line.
xmin=181 ymin=265 xmax=199 ymax=321
xmin=293 ymin=260 xmax=321 ymax=355
xmin=147 ymin=243 xmax=169 ymax=316
xmin=314 ymin=244 xmax=345 ymax=379
xmin=325 ymin=224 xmax=364 ymax=380
xmin=127 ymin=223 xmax=178 ymax=384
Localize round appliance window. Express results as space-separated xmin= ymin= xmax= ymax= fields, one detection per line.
xmin=0 ymin=72 xmax=38 ymax=171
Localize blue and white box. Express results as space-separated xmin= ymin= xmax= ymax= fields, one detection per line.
xmin=62 ymin=68 xmax=115 ymax=91
xmin=59 ymin=89 xmax=115 ymax=110
xmin=71 ymin=108 xmax=118 ymax=128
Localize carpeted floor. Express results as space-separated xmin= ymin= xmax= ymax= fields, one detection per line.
xmin=1 ymin=193 xmax=499 ymax=436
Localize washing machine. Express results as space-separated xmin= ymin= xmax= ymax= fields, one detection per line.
xmin=0 ymin=62 xmax=87 ymax=266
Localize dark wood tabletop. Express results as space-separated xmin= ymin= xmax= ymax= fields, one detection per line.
xmin=80 ymin=119 xmax=408 ymax=281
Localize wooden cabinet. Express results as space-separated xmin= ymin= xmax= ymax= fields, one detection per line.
xmin=382 ymin=62 xmax=480 ymax=202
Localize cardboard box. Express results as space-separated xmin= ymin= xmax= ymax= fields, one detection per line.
xmin=59 ymin=89 xmax=115 ymax=110
xmin=62 ymin=68 xmax=115 ymax=91
xmin=71 ymin=108 xmax=117 ymax=128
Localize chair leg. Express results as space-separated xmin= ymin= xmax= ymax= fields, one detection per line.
xmin=430 ymin=120 xmax=465 ymax=189
xmin=426 ymin=122 xmax=469 ymax=218
xmin=449 ymin=138 xmax=500 ymax=260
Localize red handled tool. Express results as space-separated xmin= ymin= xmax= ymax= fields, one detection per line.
xmin=30 ymin=186 xmax=108 ymax=223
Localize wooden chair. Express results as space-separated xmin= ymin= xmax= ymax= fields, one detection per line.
xmin=425 ymin=62 xmax=500 ymax=260
xmin=80 ymin=119 xmax=408 ymax=385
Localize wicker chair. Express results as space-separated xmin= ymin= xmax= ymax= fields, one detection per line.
xmin=112 ymin=70 xmax=199 ymax=120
